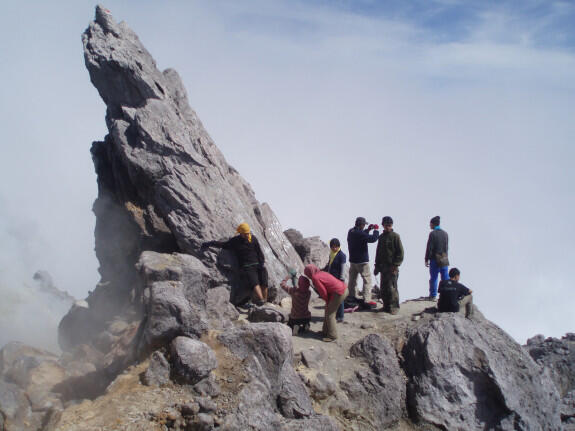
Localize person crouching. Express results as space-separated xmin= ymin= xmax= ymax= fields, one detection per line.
xmin=304 ymin=264 xmax=349 ymax=342
xmin=280 ymin=274 xmax=312 ymax=335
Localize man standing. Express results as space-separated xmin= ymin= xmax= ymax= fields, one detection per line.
xmin=323 ymin=238 xmax=347 ymax=322
xmin=347 ymin=217 xmax=379 ymax=305
xmin=425 ymin=215 xmax=449 ymax=301
xmin=202 ymin=223 xmax=268 ymax=306
xmin=374 ymin=216 xmax=404 ymax=314
xmin=438 ymin=267 xmax=473 ymax=318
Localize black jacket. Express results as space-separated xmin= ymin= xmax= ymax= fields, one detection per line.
xmin=438 ymin=279 xmax=470 ymax=312
xmin=207 ymin=235 xmax=265 ymax=268
xmin=347 ymin=227 xmax=379 ymax=263
xmin=323 ymin=250 xmax=346 ymax=280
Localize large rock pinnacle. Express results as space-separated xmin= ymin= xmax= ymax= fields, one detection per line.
xmin=61 ymin=5 xmax=302 ymax=350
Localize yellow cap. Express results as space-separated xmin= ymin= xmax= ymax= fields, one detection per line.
xmin=236 ymin=223 xmax=250 ymax=234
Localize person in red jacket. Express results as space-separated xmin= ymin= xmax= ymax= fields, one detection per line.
xmin=304 ymin=264 xmax=349 ymax=342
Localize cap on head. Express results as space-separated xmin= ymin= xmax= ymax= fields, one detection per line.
xmin=381 ymin=216 xmax=393 ymax=225
xmin=329 ymin=238 xmax=340 ymax=248
xmin=236 ymin=223 xmax=251 ymax=234
xmin=430 ymin=216 xmax=440 ymax=227
xmin=449 ymin=267 xmax=460 ymax=278
xmin=355 ymin=217 xmax=367 ymax=227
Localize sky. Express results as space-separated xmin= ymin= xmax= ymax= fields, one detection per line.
xmin=0 ymin=0 xmax=574 ymax=349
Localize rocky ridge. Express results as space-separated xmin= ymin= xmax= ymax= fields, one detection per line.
xmin=0 ymin=6 xmax=572 ymax=431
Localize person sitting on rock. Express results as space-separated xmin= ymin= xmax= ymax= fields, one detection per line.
xmin=280 ymin=272 xmax=312 ymax=335
xmin=202 ymin=223 xmax=268 ymax=306
xmin=438 ymin=267 xmax=473 ymax=318
xmin=304 ymin=264 xmax=349 ymax=342
xmin=322 ymin=238 xmax=347 ymax=323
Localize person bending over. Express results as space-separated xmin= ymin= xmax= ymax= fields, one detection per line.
xmin=304 ymin=264 xmax=349 ymax=342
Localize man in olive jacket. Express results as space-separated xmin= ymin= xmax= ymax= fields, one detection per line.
xmin=374 ymin=216 xmax=404 ymax=314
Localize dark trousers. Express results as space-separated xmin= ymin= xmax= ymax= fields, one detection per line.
xmin=380 ymin=269 xmax=399 ymax=312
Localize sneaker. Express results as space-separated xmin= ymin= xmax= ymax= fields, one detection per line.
xmin=428 ymin=296 xmax=437 ymax=302
xmin=292 ymin=324 xmax=300 ymax=336
xmin=322 ymin=337 xmax=336 ymax=343
xmin=390 ymin=308 xmax=399 ymax=315
xmin=336 ymin=318 xmax=344 ymax=323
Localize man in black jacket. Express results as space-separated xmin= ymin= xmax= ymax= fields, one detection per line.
xmin=347 ymin=217 xmax=379 ymax=305
xmin=438 ymin=267 xmax=473 ymax=318
xmin=425 ymin=215 xmax=449 ymax=300
xmin=203 ymin=223 xmax=268 ymax=306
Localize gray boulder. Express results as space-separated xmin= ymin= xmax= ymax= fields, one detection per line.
xmin=524 ymin=333 xmax=575 ymax=397
xmin=67 ymin=4 xmax=304 ymax=353
xmin=205 ymin=286 xmax=239 ymax=330
xmin=308 ymin=373 xmax=337 ymax=400
xmin=137 ymin=251 xmax=212 ymax=351
xmin=340 ymin=334 xmax=405 ymax=429
xmin=218 ymin=323 xmax=322 ymax=424
xmin=402 ymin=313 xmax=562 ymax=430
xmin=142 ymin=350 xmax=170 ymax=386
xmin=562 ymin=390 xmax=575 ymax=430
xmin=170 ymin=337 xmax=217 ymax=385
xmin=301 ymin=347 xmax=328 ymax=370
xmin=248 ymin=305 xmax=289 ymax=323
xmin=284 ymin=229 xmax=329 ymax=269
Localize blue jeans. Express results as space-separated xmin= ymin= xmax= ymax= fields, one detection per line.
xmin=429 ymin=259 xmax=449 ymax=297
xmin=336 ymin=303 xmax=344 ymax=321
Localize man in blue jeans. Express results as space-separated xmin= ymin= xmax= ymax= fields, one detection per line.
xmin=424 ymin=216 xmax=449 ymax=300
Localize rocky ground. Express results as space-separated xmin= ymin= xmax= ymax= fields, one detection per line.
xmin=46 ymin=295 xmax=454 ymax=431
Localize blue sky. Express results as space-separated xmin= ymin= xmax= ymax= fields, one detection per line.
xmin=0 ymin=0 xmax=574 ymax=349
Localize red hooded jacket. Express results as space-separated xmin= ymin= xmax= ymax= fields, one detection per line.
xmin=304 ymin=264 xmax=347 ymax=303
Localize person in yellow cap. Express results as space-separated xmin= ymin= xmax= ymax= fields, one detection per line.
xmin=202 ymin=223 xmax=268 ymax=306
